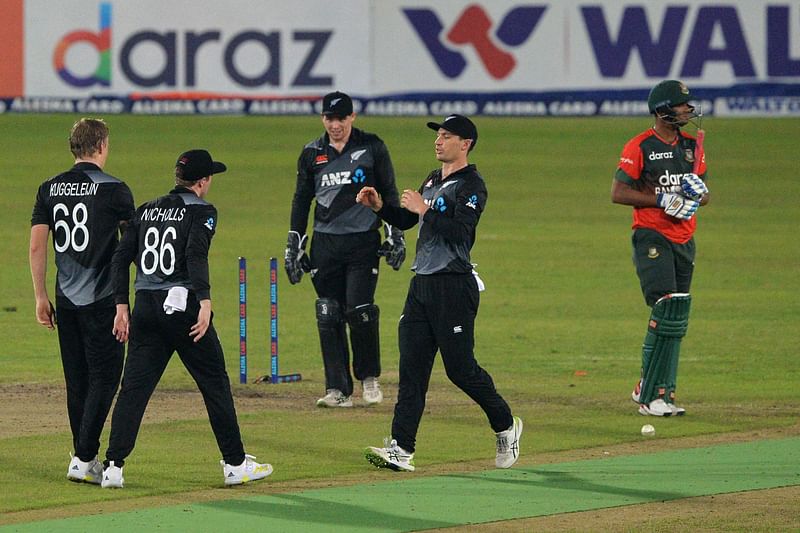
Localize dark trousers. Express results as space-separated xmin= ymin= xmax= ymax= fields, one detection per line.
xmin=106 ymin=290 xmax=245 ymax=466
xmin=57 ymin=304 xmax=124 ymax=461
xmin=632 ymin=228 xmax=696 ymax=306
xmin=391 ymin=273 xmax=513 ymax=453
xmin=311 ymin=230 xmax=381 ymax=389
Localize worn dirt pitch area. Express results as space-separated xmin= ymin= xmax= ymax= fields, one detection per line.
xmin=2 ymin=384 xmax=798 ymax=532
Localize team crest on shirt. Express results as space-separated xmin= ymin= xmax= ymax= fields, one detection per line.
xmin=684 ymin=149 xmax=695 ymax=163
xmin=350 ymin=149 xmax=367 ymax=163
xmin=205 ymin=217 xmax=215 ymax=231
xmin=648 ymin=246 xmax=659 ymax=259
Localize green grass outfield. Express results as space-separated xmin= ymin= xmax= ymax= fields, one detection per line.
xmin=6 ymin=437 xmax=800 ymax=532
xmin=0 ymin=115 xmax=798 ymax=529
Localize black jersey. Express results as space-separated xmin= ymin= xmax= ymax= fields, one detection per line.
xmin=290 ymin=127 xmax=400 ymax=235
xmin=377 ymin=164 xmax=487 ymax=275
xmin=112 ymin=187 xmax=216 ymax=304
xmin=31 ymin=162 xmax=135 ymax=308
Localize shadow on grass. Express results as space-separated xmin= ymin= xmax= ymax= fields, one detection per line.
xmin=446 ymin=467 xmax=687 ymax=502
xmin=199 ymin=493 xmax=456 ymax=531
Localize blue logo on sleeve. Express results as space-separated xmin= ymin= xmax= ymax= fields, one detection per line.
xmin=466 ymin=194 xmax=479 ymax=209
xmin=434 ymin=196 xmax=447 ymax=212
xmin=352 ymin=168 xmax=366 ymax=184
xmin=204 ymin=217 xmax=215 ymax=231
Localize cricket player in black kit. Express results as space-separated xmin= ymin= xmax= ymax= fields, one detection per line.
xmin=30 ymin=118 xmax=135 ymax=485
xmin=101 ymin=150 xmax=271 ymax=488
xmin=357 ymin=115 xmax=522 ymax=472
xmin=285 ymin=91 xmax=405 ymax=408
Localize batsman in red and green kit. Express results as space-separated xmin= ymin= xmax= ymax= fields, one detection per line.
xmin=611 ymin=80 xmax=711 ymax=417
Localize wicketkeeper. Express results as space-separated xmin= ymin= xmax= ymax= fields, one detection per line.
xmin=285 ymin=91 xmax=405 ymax=408
xmin=611 ymin=80 xmax=711 ymax=416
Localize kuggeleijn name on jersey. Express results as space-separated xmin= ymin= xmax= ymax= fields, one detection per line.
xmin=50 ymin=182 xmax=99 ymax=197
xmin=140 ymin=207 xmax=185 ymax=222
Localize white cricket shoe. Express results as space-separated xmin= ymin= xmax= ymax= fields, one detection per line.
xmin=496 ymin=416 xmax=523 ymax=468
xmin=668 ymin=402 xmax=686 ymax=416
xmin=631 ymin=379 xmax=642 ymax=403
xmin=362 ymin=377 xmax=383 ymax=405
xmin=316 ymin=389 xmax=353 ymax=408
xmin=222 ymin=454 xmax=273 ymax=486
xmin=639 ymin=398 xmax=673 ymax=417
xmin=67 ymin=454 xmax=103 ymax=485
xmin=365 ymin=438 xmax=415 ymax=472
xmin=101 ymin=461 xmax=124 ymax=488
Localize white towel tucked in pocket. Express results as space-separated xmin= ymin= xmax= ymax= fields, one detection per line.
xmin=163 ymin=286 xmax=188 ymax=314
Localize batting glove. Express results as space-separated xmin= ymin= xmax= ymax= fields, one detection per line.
xmin=657 ymin=193 xmax=700 ymax=220
xmin=680 ymin=173 xmax=709 ymax=201
xmin=284 ymin=231 xmax=311 ymax=284
xmin=377 ymin=223 xmax=406 ymax=271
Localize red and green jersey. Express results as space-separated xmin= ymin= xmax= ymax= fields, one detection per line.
xmin=615 ymin=128 xmax=707 ymax=244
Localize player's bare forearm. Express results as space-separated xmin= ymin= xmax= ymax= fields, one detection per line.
xmin=190 ymin=299 xmax=212 ymax=342
xmin=113 ymin=304 xmax=129 ymax=342
xmin=610 ymin=179 xmax=658 ymax=207
xmin=30 ymin=225 xmax=55 ymax=328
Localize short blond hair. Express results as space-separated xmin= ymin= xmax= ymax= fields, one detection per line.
xmin=69 ymin=118 xmax=108 ymax=158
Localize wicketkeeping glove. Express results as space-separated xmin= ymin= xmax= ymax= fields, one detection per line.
xmin=284 ymin=231 xmax=311 ymax=284
xmin=657 ymin=192 xmax=700 ymax=220
xmin=680 ymin=173 xmax=709 ymax=201
xmin=377 ymin=223 xmax=406 ymax=271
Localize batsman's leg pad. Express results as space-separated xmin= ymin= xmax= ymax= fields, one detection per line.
xmin=639 ymin=293 xmax=691 ymax=405
xmin=346 ymin=304 xmax=381 ymax=380
xmin=316 ymin=298 xmax=353 ymax=395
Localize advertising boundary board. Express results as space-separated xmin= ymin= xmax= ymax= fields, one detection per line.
xmin=2 ymin=0 xmax=800 ymax=116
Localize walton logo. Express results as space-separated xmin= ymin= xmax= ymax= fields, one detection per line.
xmin=403 ymin=5 xmax=546 ymax=79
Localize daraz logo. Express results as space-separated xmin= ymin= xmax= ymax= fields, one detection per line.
xmin=403 ymin=5 xmax=546 ymax=79
xmin=53 ymin=3 xmax=112 ymax=87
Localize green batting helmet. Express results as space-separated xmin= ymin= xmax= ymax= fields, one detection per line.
xmin=647 ymin=80 xmax=693 ymax=114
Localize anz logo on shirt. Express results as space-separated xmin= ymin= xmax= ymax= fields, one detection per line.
xmin=320 ymin=171 xmax=352 ymax=187
xmin=465 ymin=194 xmax=479 ymax=210
xmin=434 ymin=196 xmax=447 ymax=212
xmin=204 ymin=217 xmax=215 ymax=231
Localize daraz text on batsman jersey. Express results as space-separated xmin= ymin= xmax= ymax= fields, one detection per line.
xmin=615 ymin=128 xmax=707 ymax=244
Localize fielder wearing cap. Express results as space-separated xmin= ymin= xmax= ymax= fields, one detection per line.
xmin=426 ymin=114 xmax=478 ymax=151
xmin=357 ymin=115 xmax=523 ymax=473
xmin=102 ymin=148 xmax=272 ymax=488
xmin=321 ymin=91 xmax=354 ymax=118
xmin=611 ymin=79 xmax=711 ymax=418
xmin=175 ymin=149 xmax=227 ymax=181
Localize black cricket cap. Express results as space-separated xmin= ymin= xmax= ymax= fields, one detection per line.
xmin=427 ymin=114 xmax=478 ymax=149
xmin=175 ymin=149 xmax=227 ymax=181
xmin=321 ymin=91 xmax=354 ymax=117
